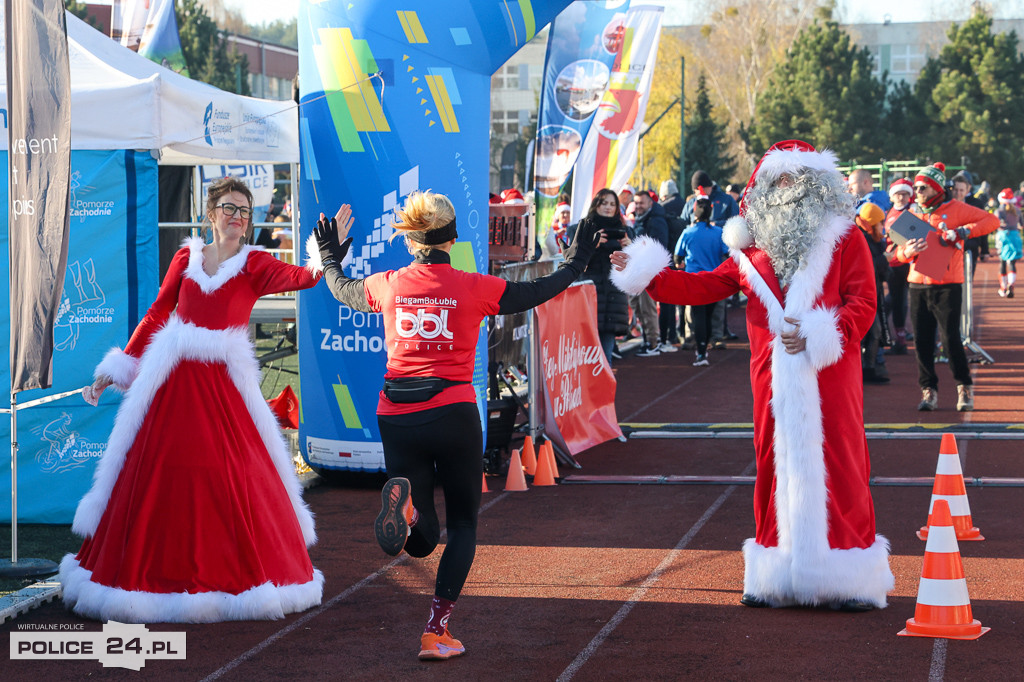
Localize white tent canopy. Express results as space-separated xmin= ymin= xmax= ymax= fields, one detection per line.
xmin=0 ymin=12 xmax=298 ymax=165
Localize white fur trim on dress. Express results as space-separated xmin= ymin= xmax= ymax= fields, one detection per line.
xmin=732 ymin=214 xmax=891 ymax=606
xmin=722 ymin=215 xmax=753 ymax=250
xmin=60 ymin=555 xmax=324 ymax=623
xmin=95 ymin=348 xmax=140 ymax=390
xmin=754 ymin=147 xmax=841 ymax=187
xmin=72 ymin=317 xmax=317 ymax=548
xmin=609 ymin=235 xmax=672 ymax=296
xmin=304 ymin=231 xmax=353 ymax=276
xmin=182 ymin=236 xmax=260 ymax=294
xmin=798 ymin=306 xmax=844 ymax=370
xmin=305 ymin=232 xmax=324 ymax=275
xmin=743 ymin=535 xmax=894 ymax=608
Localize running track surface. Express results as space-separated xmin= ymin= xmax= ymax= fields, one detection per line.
xmin=4 ymin=259 xmax=1022 ymax=680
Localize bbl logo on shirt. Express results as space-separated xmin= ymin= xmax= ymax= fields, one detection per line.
xmin=395 ymin=308 xmax=454 ymax=340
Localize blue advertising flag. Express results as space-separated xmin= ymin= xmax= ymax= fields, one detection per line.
xmin=296 ymin=0 xmax=570 ymax=474
xmin=533 ymin=1 xmax=624 ymax=253
xmin=0 ymin=150 xmax=159 ymax=522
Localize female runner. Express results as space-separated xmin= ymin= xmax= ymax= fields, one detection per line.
xmin=314 ymin=191 xmax=601 ymax=660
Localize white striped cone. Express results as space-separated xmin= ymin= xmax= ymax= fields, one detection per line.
xmin=899 ymin=499 xmax=989 ymax=639
xmin=918 ymin=434 xmax=984 ymax=541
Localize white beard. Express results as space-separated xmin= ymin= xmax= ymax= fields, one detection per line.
xmin=745 ymin=170 xmax=854 ymax=287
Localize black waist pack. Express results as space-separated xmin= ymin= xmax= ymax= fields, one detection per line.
xmin=382 ymin=377 xmax=470 ymax=403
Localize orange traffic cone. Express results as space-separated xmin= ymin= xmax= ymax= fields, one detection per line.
xmin=481 ymin=472 xmax=490 ymax=493
xmin=533 ymin=441 xmax=556 ymax=486
xmin=543 ymin=440 xmax=560 ymax=480
xmin=520 ymin=436 xmax=538 ymax=476
xmin=918 ymin=434 xmax=984 ymax=541
xmin=899 ymin=499 xmax=989 ymax=640
xmin=504 ymin=449 xmax=528 ymax=491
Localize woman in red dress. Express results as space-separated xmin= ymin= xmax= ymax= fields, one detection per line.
xmin=60 ymin=177 xmax=327 ymax=623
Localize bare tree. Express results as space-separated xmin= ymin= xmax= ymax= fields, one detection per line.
xmin=683 ymin=0 xmax=822 ymax=175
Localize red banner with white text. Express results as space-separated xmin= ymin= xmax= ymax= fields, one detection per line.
xmin=535 ymin=283 xmax=622 ymax=454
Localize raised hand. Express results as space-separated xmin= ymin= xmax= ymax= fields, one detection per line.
xmin=315 ymin=208 xmax=354 ymax=267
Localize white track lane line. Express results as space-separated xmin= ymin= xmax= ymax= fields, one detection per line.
xmin=200 ymin=492 xmax=510 ymax=681
xmin=557 ymin=462 xmax=754 ymax=682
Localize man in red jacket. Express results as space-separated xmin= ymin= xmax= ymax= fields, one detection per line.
xmin=896 ymin=163 xmax=998 ymax=412
xmin=609 ymin=140 xmax=893 ymax=612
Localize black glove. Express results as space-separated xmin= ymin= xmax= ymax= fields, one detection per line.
xmin=561 ymin=219 xmax=601 ymax=270
xmin=314 ymin=216 xmax=352 ymax=268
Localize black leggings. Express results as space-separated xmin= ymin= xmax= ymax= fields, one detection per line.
xmin=1000 ymin=259 xmax=1017 ymax=274
xmin=378 ymin=402 xmax=482 ymax=601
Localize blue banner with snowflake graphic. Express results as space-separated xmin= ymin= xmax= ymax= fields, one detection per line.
xmin=296 ymin=0 xmax=571 ymax=473
xmin=1 ymin=150 xmax=159 ymax=522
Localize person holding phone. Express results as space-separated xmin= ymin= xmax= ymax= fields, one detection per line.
xmin=567 ymin=188 xmax=631 ymax=364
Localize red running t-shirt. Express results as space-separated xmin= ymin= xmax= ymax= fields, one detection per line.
xmin=363 ymin=262 xmax=507 ymax=415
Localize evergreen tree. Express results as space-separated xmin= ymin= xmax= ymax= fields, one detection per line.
xmin=175 ymin=0 xmax=250 ymax=96
xmin=66 ymin=0 xmax=100 ymax=29
xmin=248 ymin=19 xmax=298 ymax=48
xmin=684 ymin=72 xmax=736 ymax=186
xmin=910 ymin=10 xmax=1024 ymax=189
xmin=745 ymin=16 xmax=887 ymax=160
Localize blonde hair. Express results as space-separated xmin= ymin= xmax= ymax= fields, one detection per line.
xmin=390 ymin=190 xmax=456 ymax=254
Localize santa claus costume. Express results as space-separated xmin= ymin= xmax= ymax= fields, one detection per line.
xmin=612 ymin=140 xmax=894 ymax=609
xmin=60 ymin=234 xmax=328 ymax=623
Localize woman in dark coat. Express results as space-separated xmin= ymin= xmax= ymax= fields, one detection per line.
xmin=569 ymin=188 xmax=630 ymax=363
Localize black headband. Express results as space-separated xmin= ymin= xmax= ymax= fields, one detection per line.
xmin=406 ymin=218 xmax=457 ymax=245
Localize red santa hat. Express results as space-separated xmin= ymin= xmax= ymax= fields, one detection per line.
xmin=555 ymin=202 xmax=571 ymax=214
xmin=888 ymin=178 xmax=913 ymax=200
xmin=694 ymin=186 xmax=712 ymax=201
xmin=723 ymin=139 xmax=840 ymax=250
xmin=500 ymin=188 xmax=525 ymax=204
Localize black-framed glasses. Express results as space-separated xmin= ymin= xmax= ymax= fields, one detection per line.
xmin=913 ymin=185 xmax=930 ymax=193
xmin=217 ymin=202 xmax=253 ymax=219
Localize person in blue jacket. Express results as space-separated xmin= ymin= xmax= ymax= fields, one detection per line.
xmin=674 ymin=188 xmax=729 ymax=366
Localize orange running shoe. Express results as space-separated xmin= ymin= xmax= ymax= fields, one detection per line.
xmin=374 ymin=477 xmax=415 ymax=556
xmin=419 ymin=629 xmax=465 ymax=660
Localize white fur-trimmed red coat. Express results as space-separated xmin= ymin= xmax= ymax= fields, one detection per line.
xmin=613 ymin=214 xmax=894 ymax=608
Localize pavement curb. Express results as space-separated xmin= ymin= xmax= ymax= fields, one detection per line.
xmin=0 ymin=577 xmax=61 ymax=624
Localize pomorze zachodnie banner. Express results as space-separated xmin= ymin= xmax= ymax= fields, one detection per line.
xmin=533 ymin=0 xmax=624 ymax=254
xmin=6 ymin=0 xmax=71 ymax=392
xmin=0 ymin=151 xmax=159 ymax=522
xmin=297 ymin=1 xmax=568 ymax=474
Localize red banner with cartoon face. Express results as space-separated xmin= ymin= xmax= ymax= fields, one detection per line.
xmin=535 ymin=283 xmax=622 ymax=454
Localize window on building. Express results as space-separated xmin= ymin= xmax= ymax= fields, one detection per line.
xmin=491 ymin=110 xmax=520 ymax=135
xmin=889 ymin=44 xmax=925 ymax=76
xmin=491 ymin=64 xmax=521 ymax=90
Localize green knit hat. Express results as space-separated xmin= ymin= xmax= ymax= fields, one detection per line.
xmin=914 ymin=162 xmax=946 ymax=196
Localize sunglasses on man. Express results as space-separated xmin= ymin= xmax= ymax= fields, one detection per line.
xmin=217 ymin=203 xmax=253 ymax=219
xmin=913 ymin=185 xmax=931 ymax=193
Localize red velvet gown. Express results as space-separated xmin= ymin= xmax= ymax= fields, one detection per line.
xmin=60 ymin=237 xmax=324 ymax=623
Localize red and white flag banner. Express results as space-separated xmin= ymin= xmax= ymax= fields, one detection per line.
xmin=535 ymin=283 xmax=622 ymax=455
xmin=571 ymin=5 xmax=663 ymax=222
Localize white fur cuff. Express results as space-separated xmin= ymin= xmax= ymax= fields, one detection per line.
xmin=722 ymin=215 xmax=753 ymax=250
xmin=799 ymin=306 xmax=844 ymax=370
xmin=305 ymin=232 xmax=353 ymax=276
xmin=95 ymin=348 xmax=140 ymax=390
xmin=305 ymin=233 xmax=324 ymax=276
xmin=609 ymin=235 xmax=672 ymax=296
